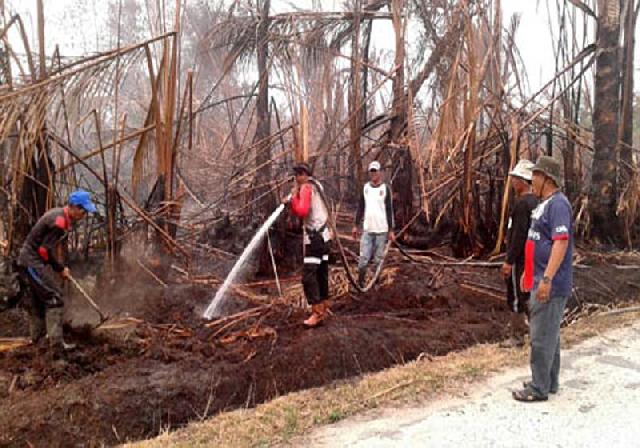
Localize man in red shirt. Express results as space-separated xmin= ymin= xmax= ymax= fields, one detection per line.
xmin=284 ymin=163 xmax=332 ymax=327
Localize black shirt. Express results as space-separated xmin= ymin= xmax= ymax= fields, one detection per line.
xmin=506 ymin=193 xmax=538 ymax=267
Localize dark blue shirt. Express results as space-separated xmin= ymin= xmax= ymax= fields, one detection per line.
xmin=524 ymin=191 xmax=573 ymax=297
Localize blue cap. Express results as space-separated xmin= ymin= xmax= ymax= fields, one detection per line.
xmin=68 ymin=190 xmax=97 ymax=213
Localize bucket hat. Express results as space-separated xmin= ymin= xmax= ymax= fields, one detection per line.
xmin=532 ymin=155 xmax=563 ymax=188
xmin=508 ymin=159 xmax=534 ymax=182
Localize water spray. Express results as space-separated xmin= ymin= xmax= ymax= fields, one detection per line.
xmin=203 ymin=200 xmax=289 ymax=320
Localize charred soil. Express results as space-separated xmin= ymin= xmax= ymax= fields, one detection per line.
xmin=0 ymin=253 xmax=638 ymax=447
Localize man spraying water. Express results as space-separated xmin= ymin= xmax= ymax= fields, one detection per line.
xmin=283 ymin=162 xmax=333 ymax=327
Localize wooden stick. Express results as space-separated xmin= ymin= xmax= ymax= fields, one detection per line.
xmin=57 ymin=125 xmax=156 ymax=172
xmin=460 ymin=282 xmax=505 ymax=300
xmin=68 ymin=274 xmax=106 ymax=321
xmin=600 ymin=306 xmax=640 ymax=317
xmin=205 ymin=306 xmax=268 ymax=329
xmin=137 ymin=259 xmax=168 ymax=287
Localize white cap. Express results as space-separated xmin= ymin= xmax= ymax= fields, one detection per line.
xmin=368 ymin=161 xmax=381 ymax=171
xmin=508 ymin=159 xmax=534 ymax=181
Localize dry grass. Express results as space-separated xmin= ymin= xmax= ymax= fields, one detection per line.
xmin=126 ymin=308 xmax=640 ymax=448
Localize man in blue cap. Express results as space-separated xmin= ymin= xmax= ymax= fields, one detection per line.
xmin=16 ymin=189 xmax=97 ymax=350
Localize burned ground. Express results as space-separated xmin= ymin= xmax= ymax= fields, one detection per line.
xmin=0 ymin=252 xmax=638 ymax=447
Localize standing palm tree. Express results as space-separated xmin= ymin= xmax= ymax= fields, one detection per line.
xmin=590 ymin=0 xmax=622 ymax=243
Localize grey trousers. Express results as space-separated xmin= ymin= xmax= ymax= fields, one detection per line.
xmin=528 ymin=289 xmax=568 ymax=397
xmin=358 ymin=232 xmax=388 ymax=270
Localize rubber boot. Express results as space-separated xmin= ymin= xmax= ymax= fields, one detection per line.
xmin=303 ymin=304 xmax=324 ymax=327
xmin=358 ymin=268 xmax=367 ymax=289
xmin=320 ymin=302 xmax=331 ymax=319
xmin=46 ymin=308 xmax=76 ymax=351
xmin=29 ymin=314 xmax=46 ymax=344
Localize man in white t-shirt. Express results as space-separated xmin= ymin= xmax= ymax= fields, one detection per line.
xmin=352 ymin=161 xmax=396 ymax=288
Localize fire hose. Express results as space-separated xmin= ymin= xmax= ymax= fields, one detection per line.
xmin=309 ymin=178 xmax=390 ymax=293
xmin=308 ymin=178 xmax=501 ymax=291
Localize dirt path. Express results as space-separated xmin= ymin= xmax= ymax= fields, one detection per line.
xmin=303 ymin=318 xmax=640 ymax=448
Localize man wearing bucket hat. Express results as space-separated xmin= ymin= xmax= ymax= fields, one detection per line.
xmin=513 ymin=156 xmax=573 ymax=402
xmin=502 ymin=160 xmax=538 ymax=317
xmin=16 ymin=189 xmax=97 ymax=351
xmin=284 ymin=162 xmax=333 ymax=327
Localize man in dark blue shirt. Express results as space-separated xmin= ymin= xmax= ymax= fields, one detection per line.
xmin=513 ymin=156 xmax=573 ymax=402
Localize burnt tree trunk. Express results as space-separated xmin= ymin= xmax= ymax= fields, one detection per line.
xmin=0 ymin=45 xmax=10 ymax=246
xmin=349 ymin=0 xmax=363 ymax=199
xmin=362 ymin=19 xmax=373 ymax=126
xmin=389 ymin=0 xmax=406 ymax=143
xmin=388 ymin=0 xmax=412 ymax=229
xmin=254 ymin=0 xmax=272 ymax=208
xmin=254 ymin=0 xmax=274 ymax=274
xmin=619 ymin=0 xmax=639 ymax=182
xmin=562 ymin=98 xmax=577 ymax=202
xmin=590 ymin=0 xmax=622 ymax=243
xmin=18 ymin=138 xmax=54 ymax=243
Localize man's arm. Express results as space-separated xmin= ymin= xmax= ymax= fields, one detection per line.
xmin=545 ymin=199 xmax=571 ymax=280
xmin=291 ymin=184 xmax=312 ymax=218
xmin=49 ymin=230 xmax=68 ymax=273
xmin=354 ymin=186 xmax=365 ymax=227
xmin=537 ymin=199 xmax=572 ymax=301
xmin=544 ymin=240 xmax=569 ymax=280
xmin=385 ymin=184 xmax=395 ymax=230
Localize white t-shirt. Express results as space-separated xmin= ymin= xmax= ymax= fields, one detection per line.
xmin=363 ymin=182 xmax=391 ymax=233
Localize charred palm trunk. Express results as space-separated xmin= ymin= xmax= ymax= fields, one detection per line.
xmin=562 ymin=99 xmax=577 ymax=202
xmin=389 ymin=0 xmax=412 ymax=229
xmin=254 ymin=0 xmax=272 ymax=210
xmin=254 ymin=0 xmax=274 ymax=274
xmin=0 ymin=45 xmax=10 ymax=245
xmin=590 ymin=0 xmax=622 ymax=243
xmin=18 ymin=138 xmax=54 ymax=243
xmin=619 ymin=0 xmax=639 ymax=182
xmin=349 ymin=0 xmax=363 ymax=200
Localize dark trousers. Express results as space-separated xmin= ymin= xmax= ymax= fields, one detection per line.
xmin=303 ymin=232 xmax=330 ymax=305
xmin=529 ymin=290 xmax=568 ymax=397
xmin=505 ymin=262 xmax=529 ymax=314
xmin=17 ymin=265 xmax=64 ymax=342
xmin=18 ymin=265 xmax=64 ymax=314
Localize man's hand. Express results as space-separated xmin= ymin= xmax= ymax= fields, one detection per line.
xmin=389 ymin=231 xmax=396 ymax=243
xmin=501 ymin=262 xmax=512 ymax=279
xmin=352 ymin=226 xmax=359 ymax=240
xmin=61 ymin=267 xmax=70 ymax=280
xmin=281 ymin=193 xmax=292 ymax=205
xmin=537 ymin=279 xmax=551 ymax=303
